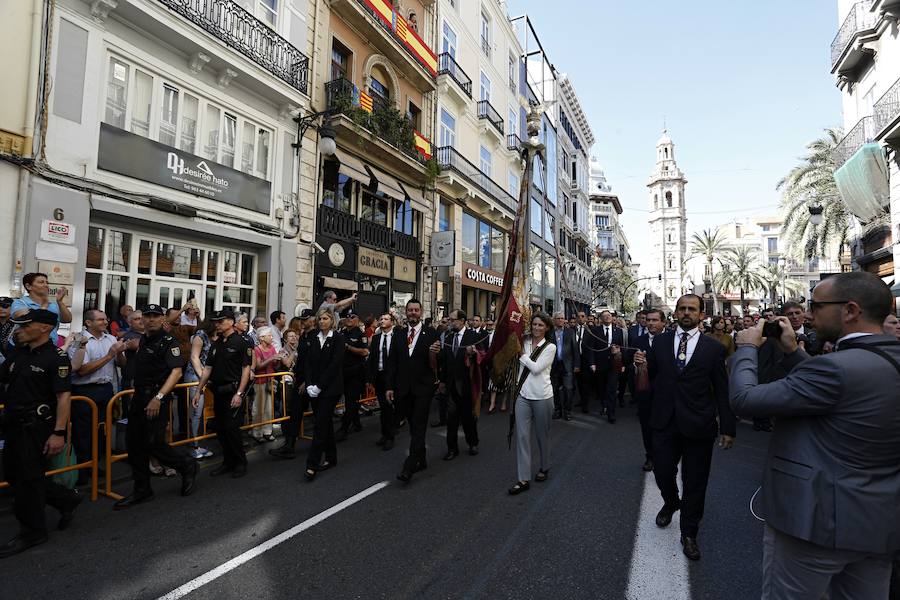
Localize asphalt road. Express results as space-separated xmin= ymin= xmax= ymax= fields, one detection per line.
xmin=0 ymin=401 xmax=770 ymax=599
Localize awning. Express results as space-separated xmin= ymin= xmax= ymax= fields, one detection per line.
xmin=321 ymin=276 xmax=358 ymax=291
xmin=834 ymin=143 xmax=890 ymax=223
xmin=398 ymin=181 xmax=429 ymax=214
xmin=333 ymin=150 xmax=371 ymax=185
xmin=365 ymin=164 xmax=405 ymax=200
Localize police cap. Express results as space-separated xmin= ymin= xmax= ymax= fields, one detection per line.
xmin=141 ymin=304 xmax=166 ymax=316
xmin=341 ymin=308 xmax=359 ymax=319
xmin=11 ymin=308 xmax=58 ymax=326
xmin=0 ymin=296 xmax=12 ymax=307
xmin=210 ymin=308 xmax=236 ymax=321
xmin=299 ymin=308 xmax=315 ymax=320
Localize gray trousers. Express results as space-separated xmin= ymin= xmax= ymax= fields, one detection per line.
xmin=515 ymin=395 xmax=553 ymax=482
xmin=762 ymin=525 xmax=892 ymax=600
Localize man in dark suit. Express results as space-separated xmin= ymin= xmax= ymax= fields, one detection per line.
xmin=394 ymin=299 xmax=440 ymax=483
xmin=550 ymin=312 xmax=579 ymax=421
xmin=783 ymin=301 xmax=821 ymax=355
xmin=731 ymin=273 xmax=900 ymax=598
xmin=593 ymin=310 xmax=625 ymax=423
xmin=573 ymin=311 xmax=594 ymax=412
xmin=439 ymin=309 xmax=480 ymax=460
xmin=626 ymin=311 xmax=649 ymax=404
xmin=634 ymin=294 xmax=735 ymax=562
xmin=632 ymin=308 xmax=665 ymax=472
xmin=366 ymin=312 xmax=400 ymax=451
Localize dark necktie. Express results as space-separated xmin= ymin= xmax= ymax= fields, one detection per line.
xmin=408 ymin=327 xmax=415 ymax=348
xmin=381 ymin=334 xmax=387 ymax=370
xmin=675 ymin=332 xmax=689 ymax=372
xmin=452 ymin=332 xmax=460 ymax=356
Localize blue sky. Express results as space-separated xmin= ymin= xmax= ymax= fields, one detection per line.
xmin=508 ymin=0 xmax=841 ymax=271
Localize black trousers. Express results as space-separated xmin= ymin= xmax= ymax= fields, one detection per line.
xmin=375 ymin=372 xmax=395 ymax=441
xmin=550 ymin=361 xmax=572 ymax=414
xmin=432 ymin=386 xmax=448 ymax=424
xmin=341 ymin=367 xmax=364 ymax=431
xmin=127 ymin=392 xmax=193 ymax=494
xmin=212 ymin=390 xmax=247 ymax=469
xmin=307 ymin=395 xmax=337 ymax=469
xmin=446 ymin=384 xmax=478 ymax=452
xmin=71 ymin=382 xmax=114 ymax=468
xmin=2 ymin=419 xmax=78 ymax=535
xmin=597 ymin=369 xmax=619 ymax=418
xmin=282 ymin=385 xmax=310 ymax=439
xmin=635 ymin=391 xmax=653 ymax=460
xmin=575 ymin=364 xmax=593 ymax=411
xmin=400 ymin=390 xmax=431 ymax=467
xmin=651 ymin=420 xmax=715 ymax=538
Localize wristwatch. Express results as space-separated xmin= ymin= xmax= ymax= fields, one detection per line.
xmin=154 ymin=393 xmax=165 ymax=402
xmin=52 ymin=429 xmax=66 ymax=437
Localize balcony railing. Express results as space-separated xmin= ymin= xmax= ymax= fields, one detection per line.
xmin=506 ymin=133 xmax=522 ymax=151
xmin=830 ymin=0 xmax=876 ymax=69
xmin=833 ymin=115 xmax=876 ymax=168
xmin=356 ymin=0 xmax=437 ymax=77
xmin=318 ymin=206 xmax=420 ymax=258
xmin=318 ymin=204 xmax=358 ymax=239
xmin=156 ymin=0 xmax=310 ymax=95
xmin=874 ymin=75 xmax=900 ymax=138
xmin=477 ymin=100 xmax=504 ymax=136
xmin=435 ymin=146 xmax=516 ymax=211
xmin=360 ymin=218 xmax=393 ymax=250
xmin=437 ymin=53 xmax=472 ymax=97
xmin=393 ymin=230 xmax=419 ymax=258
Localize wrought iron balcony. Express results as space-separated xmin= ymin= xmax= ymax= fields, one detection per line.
xmin=392 ymin=231 xmax=419 ymax=258
xmin=318 ymin=204 xmax=358 ymax=239
xmin=360 ymin=218 xmax=393 ymax=250
xmin=830 ymin=0 xmax=876 ymax=71
xmin=506 ymin=133 xmax=522 ymax=151
xmin=435 ymin=146 xmax=516 ymax=211
xmin=833 ymin=115 xmax=876 ymax=168
xmin=874 ymin=75 xmax=900 ymax=141
xmin=477 ymin=100 xmax=504 ymax=136
xmin=437 ymin=53 xmax=472 ymax=98
xmin=156 ymin=0 xmax=309 ymax=95
xmin=317 ymin=205 xmax=419 ymax=258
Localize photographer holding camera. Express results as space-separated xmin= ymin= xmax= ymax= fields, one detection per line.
xmin=729 ymin=272 xmax=900 ymax=600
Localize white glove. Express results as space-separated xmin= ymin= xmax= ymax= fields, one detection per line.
xmin=307 ymin=385 xmax=321 ymax=398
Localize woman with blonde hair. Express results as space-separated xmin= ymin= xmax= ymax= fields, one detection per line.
xmin=303 ymin=309 xmax=346 ymax=481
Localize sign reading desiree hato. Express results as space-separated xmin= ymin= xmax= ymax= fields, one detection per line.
xmin=97 ymin=123 xmax=271 ymax=214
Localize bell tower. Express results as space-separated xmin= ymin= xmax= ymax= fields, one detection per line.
xmin=647 ymin=129 xmax=688 ymax=310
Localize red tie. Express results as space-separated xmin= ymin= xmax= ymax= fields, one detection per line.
xmin=408 ymin=327 xmax=415 ymax=347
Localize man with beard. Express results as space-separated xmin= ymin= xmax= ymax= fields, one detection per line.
xmin=634 ymin=294 xmax=735 ymax=561
xmin=394 ymin=299 xmax=440 ymax=482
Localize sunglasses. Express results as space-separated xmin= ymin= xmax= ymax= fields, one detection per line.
xmin=808 ymin=299 xmax=849 ymax=311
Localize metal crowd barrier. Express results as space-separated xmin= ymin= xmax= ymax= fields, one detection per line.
xmin=0 ymin=396 xmax=99 ymax=501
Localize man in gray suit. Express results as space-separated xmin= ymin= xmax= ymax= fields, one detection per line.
xmin=550 ymin=312 xmax=580 ymax=421
xmin=729 ymin=272 xmax=900 ymax=600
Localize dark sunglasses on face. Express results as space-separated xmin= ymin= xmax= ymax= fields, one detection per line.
xmin=808 ymin=299 xmax=849 ymax=311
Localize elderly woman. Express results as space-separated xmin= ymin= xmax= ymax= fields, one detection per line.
xmin=509 ymin=312 xmax=556 ymax=495
xmin=252 ymin=326 xmax=280 ymax=442
xmin=303 ymin=309 xmax=346 ymax=481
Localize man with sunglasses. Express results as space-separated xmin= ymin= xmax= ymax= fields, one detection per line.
xmin=730 ymin=272 xmax=900 ymax=599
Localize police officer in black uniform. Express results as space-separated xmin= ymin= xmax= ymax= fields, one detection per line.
xmin=113 ymin=305 xmax=198 ymax=509
xmin=193 ymin=309 xmax=251 ymax=478
xmin=0 ymin=309 xmax=82 ymax=558
xmin=269 ymin=308 xmax=316 ymax=459
xmin=336 ymin=309 xmax=368 ymax=442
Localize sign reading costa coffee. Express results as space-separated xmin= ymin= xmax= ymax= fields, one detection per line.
xmin=462 ymin=262 xmax=504 ymax=292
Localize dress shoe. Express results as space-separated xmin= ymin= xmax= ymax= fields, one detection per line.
xmin=231 ymin=465 xmax=248 ymax=479
xmin=397 ymin=466 xmax=413 ymax=483
xmin=681 ymin=536 xmax=701 ymax=561
xmin=508 ymin=481 xmax=530 ymax=495
xmin=57 ymin=490 xmax=83 ymax=530
xmin=642 ymin=459 xmax=654 ymax=472
xmin=181 ymin=461 xmax=199 ymax=496
xmin=113 ymin=490 xmax=155 ymax=511
xmin=0 ymin=533 xmax=49 ymax=559
xmin=564 ymin=412 xmax=572 ymax=421
xmin=269 ymin=437 xmax=296 ymax=459
xmin=375 ymin=437 xmax=386 ymax=447
xmin=335 ymin=428 xmax=349 ymax=443
xmin=382 ymin=438 xmax=394 ymax=451
xmin=468 ymin=446 xmax=479 ymax=456
xmin=443 ymin=450 xmax=459 ymax=461
xmin=607 ymin=416 xmax=617 ymax=424
xmin=655 ymin=501 xmax=681 ymax=528
xmin=209 ymin=464 xmax=233 ymax=477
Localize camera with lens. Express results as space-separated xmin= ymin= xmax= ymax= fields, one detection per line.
xmin=762 ymin=321 xmax=782 ymax=339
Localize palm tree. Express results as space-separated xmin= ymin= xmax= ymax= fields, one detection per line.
xmin=758 ymin=263 xmax=806 ymax=303
xmin=777 ymin=128 xmax=852 ymax=259
xmin=690 ymin=228 xmax=728 ymax=311
xmin=715 ymin=246 xmax=766 ymax=312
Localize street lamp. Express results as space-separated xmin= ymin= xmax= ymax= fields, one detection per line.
xmin=808 ymin=204 xmax=824 ymax=226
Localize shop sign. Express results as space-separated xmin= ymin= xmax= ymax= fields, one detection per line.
xmin=97 ymin=123 xmax=271 ymax=214
xmin=40 ymin=220 xmax=75 ymax=244
xmin=430 ymin=230 xmax=455 ymax=267
xmin=393 ymin=256 xmax=417 ymax=283
xmin=38 ymin=261 xmax=75 ymax=286
xmin=358 ymin=247 xmax=390 ymax=278
xmin=463 ymin=262 xmax=504 ymax=292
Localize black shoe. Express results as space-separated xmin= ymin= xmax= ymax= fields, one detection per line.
xmin=608 ymin=416 xmax=617 ymax=424
xmin=375 ymin=437 xmax=386 ymax=447
xmin=468 ymin=446 xmax=479 ymax=456
xmin=508 ymin=481 xmax=530 ymax=495
xmin=335 ymin=429 xmax=349 ymax=443
xmin=430 ymin=420 xmax=446 ymax=428
xmin=0 ymin=533 xmax=49 ymax=559
xmin=113 ymin=490 xmax=155 ymax=511
xmin=305 ymin=468 xmax=316 ymax=482
xmin=181 ymin=461 xmax=199 ymax=496
xmin=231 ymin=465 xmax=247 ymax=479
xmin=443 ymin=450 xmax=459 ymax=461
xmin=552 ymin=412 xmax=562 ymax=420
xmin=681 ymin=536 xmax=701 ymax=561
xmin=57 ymin=490 xmax=83 ymax=530
xmin=642 ymin=459 xmax=654 ymax=472
xmin=655 ymin=501 xmax=681 ymax=528
xmin=209 ymin=465 xmax=233 ymax=477
xmin=564 ymin=413 xmax=572 ymax=421
xmin=269 ymin=437 xmax=297 ymax=459
xmin=382 ymin=438 xmax=394 ymax=451
xmin=535 ymin=468 xmax=549 ymax=482
xmin=397 ymin=465 xmax=413 ymax=483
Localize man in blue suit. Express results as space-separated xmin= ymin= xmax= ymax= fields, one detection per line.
xmin=634 ymin=294 xmax=735 ymax=562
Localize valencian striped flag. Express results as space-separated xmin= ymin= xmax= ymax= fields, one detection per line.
xmin=359 ymin=91 xmax=374 ymax=114
xmin=395 ymin=14 xmax=409 ymax=42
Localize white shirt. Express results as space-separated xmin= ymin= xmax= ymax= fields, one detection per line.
xmin=406 ymin=323 xmax=420 ymax=356
xmin=378 ymin=329 xmax=393 ymax=370
xmin=271 ymin=325 xmax=283 ymax=351
xmin=835 ymin=332 xmax=873 ymax=349
xmin=601 ymin=324 xmax=614 ymax=346
xmin=648 ymin=333 xmax=656 ymax=348
xmin=453 ymin=327 xmax=467 ymax=353
xmin=519 ymin=338 xmax=556 ymax=400
xmin=575 ymin=324 xmax=587 ymax=351
xmin=69 ymin=331 xmax=119 ymax=386
xmin=317 ymin=329 xmax=333 ymax=348
xmin=673 ymin=326 xmax=702 ymax=365
xmin=795 ymin=325 xmax=806 ymax=336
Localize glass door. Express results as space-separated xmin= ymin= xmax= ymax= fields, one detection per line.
xmin=150 ymin=281 xmax=204 ymax=315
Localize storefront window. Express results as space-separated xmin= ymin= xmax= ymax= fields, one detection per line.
xmin=224 ymin=251 xmax=239 ymax=284
xmin=156 ymin=243 xmax=195 ymax=279
xmin=478 ymin=221 xmax=491 ymax=268
xmin=135 ymin=278 xmax=151 ymax=310
xmin=240 ymin=254 xmax=254 ymax=286
xmin=84 ymin=273 xmax=101 ymax=311
xmin=360 ymin=193 xmax=388 ymax=226
xmin=439 ymin=200 xmax=451 ymax=231
xmin=223 ymin=286 xmax=253 ymax=304
xmin=138 ymin=240 xmax=152 ymax=274
xmin=545 ymin=253 xmax=556 ymax=294
xmin=491 ymin=227 xmax=504 ymax=271
xmin=104 ymin=275 xmax=129 ymax=319
xmin=530 ymin=199 xmax=542 ymax=235
xmin=87 ymin=227 xmax=104 ymax=270
xmin=530 ymin=245 xmax=543 ymax=289
xmin=207 ymin=251 xmax=218 ymax=281
xmin=462 ymin=213 xmax=477 ymax=264
xmin=107 ymin=230 xmax=131 ymax=272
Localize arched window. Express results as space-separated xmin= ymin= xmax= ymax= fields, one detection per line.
xmin=654 ymin=194 xmax=658 ymax=210
xmin=664 ymin=148 xmax=669 ymax=158
xmin=668 ymin=257 xmax=673 ymax=270
xmin=665 ymin=191 xmax=673 ymax=207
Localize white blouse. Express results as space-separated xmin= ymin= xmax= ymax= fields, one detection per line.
xmin=518 ymin=337 xmax=556 ymax=400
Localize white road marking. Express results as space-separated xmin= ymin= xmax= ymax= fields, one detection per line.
xmin=156 ymin=481 xmax=390 ymax=600
xmin=625 ymin=472 xmax=691 ymax=600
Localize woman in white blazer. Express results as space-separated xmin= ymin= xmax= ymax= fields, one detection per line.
xmin=509 ymin=312 xmax=557 ymax=495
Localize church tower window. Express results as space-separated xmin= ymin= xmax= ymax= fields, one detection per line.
xmin=665 ymin=191 xmax=673 ymax=207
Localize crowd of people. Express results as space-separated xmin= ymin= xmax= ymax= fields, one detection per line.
xmin=1 ymin=270 xmax=900 ymax=600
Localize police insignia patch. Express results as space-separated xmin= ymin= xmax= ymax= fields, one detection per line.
xmin=172 ymin=347 xmax=181 ymax=357
xmin=58 ymin=366 xmax=69 ymax=378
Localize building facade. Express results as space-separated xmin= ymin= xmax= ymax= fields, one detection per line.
xmin=647 ymin=130 xmax=687 ymax=310
xmin=831 ymin=0 xmax=899 ymax=299
xmin=588 ymin=158 xmax=636 ymax=312
xmin=3 ymin=0 xmax=314 ymax=331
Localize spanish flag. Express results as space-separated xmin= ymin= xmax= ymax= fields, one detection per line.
xmin=414 ymin=131 xmax=432 ymax=159
xmin=359 ymin=91 xmax=373 ymax=113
